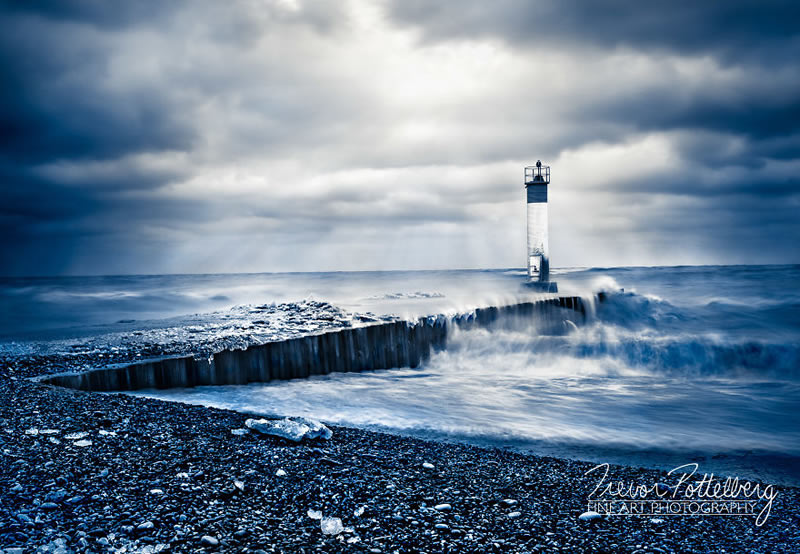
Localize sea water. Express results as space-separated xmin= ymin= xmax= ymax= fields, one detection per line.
xmin=3 ymin=265 xmax=799 ymax=484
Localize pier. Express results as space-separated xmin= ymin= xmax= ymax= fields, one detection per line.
xmin=41 ymin=296 xmax=588 ymax=392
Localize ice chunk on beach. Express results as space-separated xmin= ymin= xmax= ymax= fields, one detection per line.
xmin=579 ymin=510 xmax=602 ymax=521
xmin=320 ymin=517 xmax=344 ymax=535
xmin=231 ymin=428 xmax=248 ymax=436
xmin=65 ymin=432 xmax=88 ymax=440
xmin=307 ymin=509 xmax=322 ymax=520
xmin=73 ymin=439 xmax=92 ymax=447
xmin=245 ymin=417 xmax=332 ymax=442
xmin=289 ymin=417 xmax=333 ymax=440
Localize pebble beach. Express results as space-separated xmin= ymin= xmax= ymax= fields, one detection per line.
xmin=1 ymin=349 xmax=798 ymax=553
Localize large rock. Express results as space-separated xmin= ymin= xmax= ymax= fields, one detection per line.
xmin=244 ymin=417 xmax=332 ymax=442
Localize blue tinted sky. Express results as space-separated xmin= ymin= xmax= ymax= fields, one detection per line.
xmin=1 ymin=0 xmax=798 ymax=275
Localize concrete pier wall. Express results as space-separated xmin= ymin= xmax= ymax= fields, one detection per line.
xmin=43 ymin=296 xmax=587 ymax=392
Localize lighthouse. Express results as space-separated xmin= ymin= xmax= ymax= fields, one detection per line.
xmin=524 ymin=161 xmax=557 ymax=292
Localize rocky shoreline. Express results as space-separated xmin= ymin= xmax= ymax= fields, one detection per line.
xmin=1 ymin=349 xmax=798 ymax=552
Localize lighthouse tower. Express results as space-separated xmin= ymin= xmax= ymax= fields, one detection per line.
xmin=524 ymin=161 xmax=557 ymax=292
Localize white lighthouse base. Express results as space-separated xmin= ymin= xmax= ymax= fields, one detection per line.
xmin=523 ymin=281 xmax=558 ymax=293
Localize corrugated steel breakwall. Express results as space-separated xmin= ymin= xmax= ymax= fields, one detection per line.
xmin=42 ymin=296 xmax=587 ymax=392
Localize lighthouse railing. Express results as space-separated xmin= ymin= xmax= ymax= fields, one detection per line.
xmin=524 ymin=165 xmax=550 ymax=185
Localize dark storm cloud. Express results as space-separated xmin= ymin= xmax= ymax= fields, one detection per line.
xmin=389 ymin=0 xmax=800 ymax=149
xmin=0 ymin=0 xmax=342 ymax=33
xmin=0 ymin=0 xmax=178 ymax=28
xmin=0 ymin=2 xmax=199 ymax=275
xmin=0 ymin=10 xmax=194 ymax=164
xmin=387 ymin=0 xmax=800 ymax=63
xmin=0 ymin=0 xmax=349 ymax=164
xmin=576 ymin=79 xmax=800 ymax=152
xmin=0 ymin=0 xmax=361 ymax=275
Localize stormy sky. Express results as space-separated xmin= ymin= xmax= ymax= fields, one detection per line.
xmin=1 ymin=0 xmax=798 ymax=276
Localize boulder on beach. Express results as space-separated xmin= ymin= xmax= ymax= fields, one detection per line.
xmin=244 ymin=417 xmax=332 ymax=442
